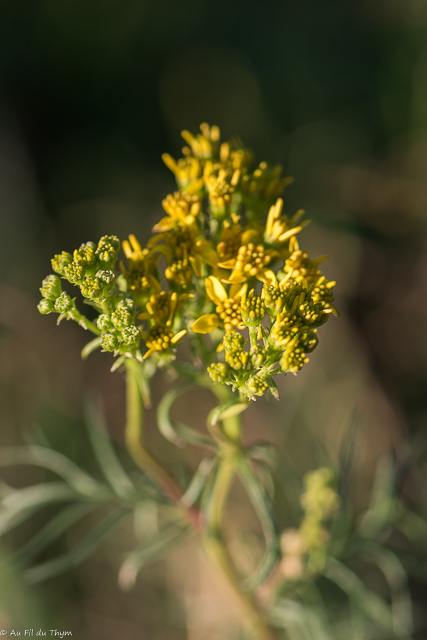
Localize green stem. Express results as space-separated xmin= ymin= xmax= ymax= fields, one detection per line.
xmin=204 ymin=398 xmax=276 ymax=640
xmin=125 ymin=367 xmax=274 ymax=638
xmin=69 ymin=305 xmax=101 ymax=335
xmin=249 ymin=326 xmax=259 ymax=349
xmin=124 ymin=359 xmax=201 ymax=528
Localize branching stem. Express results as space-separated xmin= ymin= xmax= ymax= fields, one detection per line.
xmin=125 ymin=361 xmax=275 ymax=639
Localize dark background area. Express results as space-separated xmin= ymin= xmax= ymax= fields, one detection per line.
xmin=1 ymin=1 xmax=427 ymax=638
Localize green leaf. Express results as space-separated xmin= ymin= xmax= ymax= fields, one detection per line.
xmin=250 ymin=459 xmax=275 ymax=500
xmin=131 ymin=360 xmax=152 ymax=409
xmin=246 ymin=443 xmax=279 ymax=470
xmin=0 ymin=446 xmax=102 ymax=496
xmin=81 ymin=336 xmax=102 ymax=360
xmin=181 ymin=457 xmax=215 ymax=508
xmin=24 ymin=508 xmax=129 ymax=584
xmin=158 ymin=384 xmax=216 ymax=450
xmin=0 ymin=483 xmax=78 ymax=536
xmin=237 ymin=456 xmax=280 ymax=590
xmin=206 ymin=402 xmax=249 ymax=445
xmin=269 ymin=598 xmax=332 ymax=640
xmin=118 ymin=524 xmax=189 ymax=590
xmin=209 ymin=402 xmax=249 ymax=427
xmin=324 ymin=557 xmax=395 ymax=634
xmin=358 ymin=456 xmax=396 ymax=538
xmin=11 ymin=503 xmax=96 ymax=567
xmin=267 ymin=377 xmax=280 ymax=400
xmin=85 ymin=397 xmax=135 ymax=499
xmin=362 ymin=543 xmax=413 ymax=637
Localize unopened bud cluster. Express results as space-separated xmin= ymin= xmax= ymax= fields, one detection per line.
xmin=280 ymin=467 xmax=339 ymax=581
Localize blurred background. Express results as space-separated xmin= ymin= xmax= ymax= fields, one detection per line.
xmin=1 ymin=0 xmax=427 ymax=638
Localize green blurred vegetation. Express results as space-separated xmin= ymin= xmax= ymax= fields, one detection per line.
xmin=1 ymin=0 xmax=427 ymax=638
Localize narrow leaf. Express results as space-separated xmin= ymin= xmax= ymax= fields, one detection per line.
xmin=362 ymin=543 xmax=413 ymax=636
xmin=0 ymin=483 xmax=78 ymax=536
xmin=181 ymin=457 xmax=215 ymax=508
xmin=209 ymin=402 xmax=249 ymax=427
xmin=12 ymin=503 xmax=96 ymax=567
xmin=85 ymin=397 xmax=135 ymax=498
xmin=237 ymin=456 xmax=280 ymax=590
xmin=158 ymin=384 xmax=215 ymax=450
xmin=324 ymin=557 xmax=395 ymax=633
xmin=118 ymin=524 xmax=189 ymax=590
xmin=24 ymin=508 xmax=129 ymax=584
xmin=0 ymin=446 xmax=102 ymax=496
xmin=81 ymin=336 xmax=101 ymax=360
xmin=359 ymin=456 xmax=396 ymax=538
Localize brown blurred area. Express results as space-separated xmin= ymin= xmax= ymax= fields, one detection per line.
xmin=1 ymin=0 xmax=427 ymax=638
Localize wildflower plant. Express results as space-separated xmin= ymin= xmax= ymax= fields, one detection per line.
xmin=2 ymin=125 xmax=423 ymax=639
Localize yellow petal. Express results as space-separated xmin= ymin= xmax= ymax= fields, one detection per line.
xmin=221 ymin=271 xmax=247 ymax=285
xmin=190 ymin=314 xmax=219 ymax=334
xmin=196 ymin=241 xmax=218 ymax=267
xmin=217 ymin=259 xmax=236 ymax=269
xmin=147 ymin=233 xmax=170 ymax=247
xmin=129 ymin=234 xmax=142 ymax=253
xmin=122 ymin=240 xmax=132 ymax=259
xmin=171 ymin=329 xmax=187 ymax=344
xmin=142 ymin=347 xmax=156 ymax=360
xmin=258 ymin=269 xmax=276 ymax=287
xmin=162 ymin=153 xmax=178 ymax=174
xmin=241 ymin=229 xmax=261 ymax=245
xmin=189 ymin=254 xmax=203 ymax=278
xmin=277 ymin=226 xmax=302 ymax=242
xmin=152 ymin=217 xmax=177 ymax=233
xmin=229 ymin=282 xmax=248 ymax=300
xmin=206 ymin=276 xmax=227 ymax=304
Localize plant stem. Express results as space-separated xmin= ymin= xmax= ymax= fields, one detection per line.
xmin=125 ymin=365 xmax=275 ymax=638
xmin=124 ymin=358 xmax=201 ymax=528
xmin=204 ymin=392 xmax=276 ymax=640
xmin=69 ymin=305 xmax=101 ymax=335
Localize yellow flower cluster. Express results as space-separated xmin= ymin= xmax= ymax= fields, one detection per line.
xmin=38 ymin=123 xmax=337 ymax=398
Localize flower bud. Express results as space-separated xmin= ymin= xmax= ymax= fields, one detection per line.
xmin=51 ymin=251 xmax=72 ymax=276
xmin=280 ymin=342 xmax=309 ymax=375
xmin=240 ymin=289 xmax=265 ymax=327
xmin=263 ymin=284 xmax=284 ymax=317
xmin=80 ymin=277 xmax=104 ymax=302
xmin=64 ymin=261 xmax=85 ymax=285
xmin=222 ymin=330 xmax=245 ymax=352
xmin=245 ymin=374 xmax=268 ymax=397
xmin=250 ymin=345 xmax=267 ymax=368
xmin=54 ymin=292 xmax=73 ymax=314
xmin=120 ymin=326 xmax=140 ymax=346
xmin=225 ymin=348 xmax=248 ymax=370
xmin=37 ymin=299 xmax=54 ymax=314
xmin=207 ymin=362 xmax=231 ymax=384
xmin=40 ymin=274 xmax=62 ymax=301
xmin=111 ymin=308 xmax=132 ymax=329
xmin=96 ymin=269 xmax=116 ymax=285
xmin=97 ymin=313 xmax=113 ymax=331
xmin=100 ymin=333 xmax=119 ymax=352
xmin=73 ymin=242 xmax=97 ymax=270
xmin=96 ymin=235 xmax=120 ymax=267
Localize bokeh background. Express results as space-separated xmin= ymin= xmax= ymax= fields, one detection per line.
xmin=1 ymin=1 xmax=427 ymax=638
